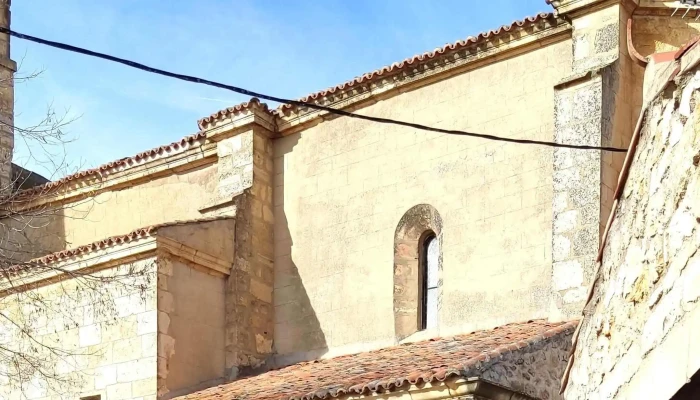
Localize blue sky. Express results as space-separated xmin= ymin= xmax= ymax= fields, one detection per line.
xmin=11 ymin=0 xmax=548 ymax=179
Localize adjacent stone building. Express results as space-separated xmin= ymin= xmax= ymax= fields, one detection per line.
xmin=562 ymin=22 xmax=700 ymax=400
xmin=1 ymin=0 xmax=699 ymax=400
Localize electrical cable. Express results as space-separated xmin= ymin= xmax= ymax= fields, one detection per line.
xmin=0 ymin=27 xmax=628 ymax=153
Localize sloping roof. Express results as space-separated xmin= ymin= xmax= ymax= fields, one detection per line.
xmin=14 ymin=11 xmax=562 ymax=201
xmin=176 ymin=319 xmax=577 ymax=400
xmin=10 ymin=163 xmax=50 ymax=191
xmin=274 ymin=12 xmax=556 ymax=116
xmin=197 ymin=12 xmax=558 ymax=127
xmin=14 ymin=131 xmax=208 ymax=199
xmin=4 ymin=216 xmax=234 ymax=270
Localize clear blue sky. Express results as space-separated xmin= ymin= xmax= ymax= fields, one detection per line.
xmin=11 ymin=0 xmax=548 ymax=179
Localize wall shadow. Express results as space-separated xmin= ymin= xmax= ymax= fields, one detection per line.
xmin=268 ymin=133 xmax=328 ymax=369
xmin=1 ymin=164 xmax=67 ymax=263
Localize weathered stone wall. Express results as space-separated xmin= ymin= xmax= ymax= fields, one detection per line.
xmin=550 ymin=2 xmax=642 ymax=322
xmin=633 ymin=14 xmax=700 ymax=58
xmin=158 ymin=258 xmax=226 ymax=399
xmin=272 ymin=38 xmax=573 ymax=363
xmin=2 ymin=161 xmax=221 ymax=264
xmin=59 ymin=163 xmax=219 ymax=247
xmin=0 ymin=0 xmax=14 ymax=194
xmin=0 ymin=258 xmax=158 ymax=400
xmin=564 ymin=54 xmax=700 ymax=399
xmin=223 ymin=127 xmax=275 ymax=378
xmin=474 ymin=330 xmax=573 ymax=400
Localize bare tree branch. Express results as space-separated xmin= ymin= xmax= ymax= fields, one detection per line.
xmin=0 ymin=62 xmax=156 ymax=399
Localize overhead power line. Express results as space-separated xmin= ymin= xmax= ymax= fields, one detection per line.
xmin=1 ymin=27 xmax=628 ymax=153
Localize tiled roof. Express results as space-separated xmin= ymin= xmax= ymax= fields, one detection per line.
xmin=196 ymin=12 xmax=557 ymax=127
xmin=15 ymin=12 xmax=559 ymax=201
xmin=197 ymin=97 xmax=271 ymax=130
xmin=275 ymin=13 xmax=556 ymax=116
xmin=31 ymin=226 xmax=157 ymax=266
xmin=176 ymin=319 xmax=577 ymax=400
xmin=4 ymin=216 xmax=235 ymax=271
xmin=15 ymin=131 xmax=208 ymax=199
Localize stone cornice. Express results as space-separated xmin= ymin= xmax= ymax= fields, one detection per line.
xmin=12 ymin=141 xmax=218 ymax=212
xmin=156 ymin=236 xmax=231 ymax=277
xmin=635 ymin=1 xmax=698 ymax=15
xmin=5 ymin=13 xmax=570 ymax=211
xmin=548 ymin=0 xmax=639 ymax=16
xmin=200 ymin=101 xmax=277 ymax=140
xmin=0 ymin=232 xmax=233 ymax=295
xmin=275 ymin=19 xmax=571 ymax=136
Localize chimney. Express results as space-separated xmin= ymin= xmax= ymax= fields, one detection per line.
xmin=0 ymin=0 xmax=15 ymax=193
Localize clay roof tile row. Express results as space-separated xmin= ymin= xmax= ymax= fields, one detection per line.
xmin=175 ymin=319 xmax=577 ymax=400
xmin=2 ymin=216 xmax=235 ymax=273
xmin=276 ymin=13 xmax=555 ymax=114
xmin=197 ymin=98 xmax=270 ymax=130
xmin=14 ymin=12 xmax=558 ymax=201
xmin=15 ymin=131 xmax=208 ymax=199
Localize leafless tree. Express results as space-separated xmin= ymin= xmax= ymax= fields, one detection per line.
xmin=0 ymin=64 xmax=156 ymax=398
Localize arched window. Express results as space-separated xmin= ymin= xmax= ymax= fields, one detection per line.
xmin=421 ymin=233 xmax=439 ymax=330
xmin=394 ymin=204 xmax=442 ymax=340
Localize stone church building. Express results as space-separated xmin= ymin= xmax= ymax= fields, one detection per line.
xmin=1 ymin=0 xmax=700 ymax=399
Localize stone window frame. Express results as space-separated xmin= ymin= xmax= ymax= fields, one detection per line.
xmin=393 ymin=204 xmax=443 ymax=341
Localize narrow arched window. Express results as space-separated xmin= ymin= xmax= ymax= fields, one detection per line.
xmin=393 ymin=204 xmax=442 ymax=340
xmin=421 ymin=233 xmax=439 ymax=330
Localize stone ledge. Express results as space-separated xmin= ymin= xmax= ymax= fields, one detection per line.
xmin=1 ymin=231 xmax=233 ymax=294
xmin=549 ymin=0 xmax=638 ymax=17
xmin=0 ymin=56 xmax=15 ymax=72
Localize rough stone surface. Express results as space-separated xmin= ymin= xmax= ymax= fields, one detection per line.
xmin=0 ymin=258 xmax=158 ymax=400
xmin=565 ymin=64 xmax=700 ymax=400
xmin=552 ymin=76 xmax=603 ymax=319
xmin=0 ymin=0 xmax=13 ymax=194
xmin=226 ymin=127 xmax=275 ymax=379
xmin=476 ymin=330 xmax=572 ymax=400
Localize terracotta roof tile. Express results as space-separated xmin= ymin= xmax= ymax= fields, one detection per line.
xmin=197 ymin=97 xmax=271 ymax=130
xmin=3 ymin=216 xmax=235 ymax=272
xmin=12 ymin=12 xmax=558 ymax=200
xmin=175 ymin=319 xmax=577 ymax=400
xmin=274 ymin=13 xmax=555 ymax=115
xmin=196 ymin=12 xmax=558 ymax=128
xmin=15 ymin=131 xmax=208 ymax=199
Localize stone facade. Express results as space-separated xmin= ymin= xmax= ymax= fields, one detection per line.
xmin=564 ymin=42 xmax=700 ymax=400
xmin=2 ymin=1 xmax=700 ymax=399
xmin=476 ymin=329 xmax=572 ymax=400
xmin=0 ymin=257 xmax=159 ymax=400
xmin=0 ymin=0 xmax=14 ymax=193
xmin=272 ymin=36 xmax=572 ymax=364
xmin=0 ymin=218 xmax=236 ymax=400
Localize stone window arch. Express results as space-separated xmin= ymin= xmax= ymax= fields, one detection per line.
xmin=393 ymin=204 xmax=443 ymax=340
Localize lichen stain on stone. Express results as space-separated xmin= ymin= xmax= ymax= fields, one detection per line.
xmin=654 ymin=252 xmax=668 ymax=285
xmin=627 ymin=269 xmax=650 ymax=304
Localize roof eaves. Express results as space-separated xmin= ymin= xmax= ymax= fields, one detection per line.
xmin=274 ymin=12 xmax=559 ymax=116
xmin=5 ymin=216 xmax=235 ymax=271
xmin=175 ymin=319 xmax=578 ymax=400
xmin=12 ymin=130 xmax=208 ymax=201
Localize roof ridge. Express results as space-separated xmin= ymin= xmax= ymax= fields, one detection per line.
xmin=5 ymin=216 xmax=236 ymax=270
xmin=13 ymin=130 xmax=209 ymax=200
xmin=195 ymin=12 xmax=558 ymax=126
xmin=274 ymin=12 xmax=556 ymax=114
xmin=175 ymin=318 xmax=578 ymax=400
xmin=10 ymin=12 xmax=560 ymax=203
xmin=265 ymin=319 xmax=577 ymax=372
